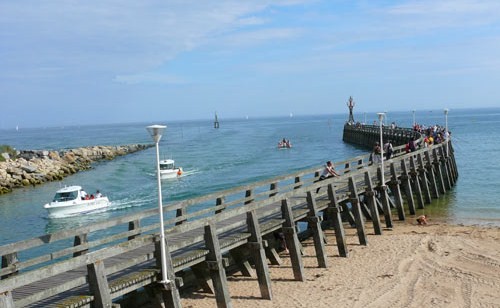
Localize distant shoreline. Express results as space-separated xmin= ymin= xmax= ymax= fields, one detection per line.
xmin=0 ymin=144 xmax=153 ymax=194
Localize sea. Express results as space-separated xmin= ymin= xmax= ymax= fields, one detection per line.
xmin=1 ymin=107 xmax=499 ymax=246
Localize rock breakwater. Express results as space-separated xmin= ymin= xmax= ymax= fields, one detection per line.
xmin=0 ymin=144 xmax=153 ymax=194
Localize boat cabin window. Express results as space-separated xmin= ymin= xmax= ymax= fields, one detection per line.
xmin=160 ymin=163 xmax=174 ymax=170
xmin=53 ymin=191 xmax=78 ymax=202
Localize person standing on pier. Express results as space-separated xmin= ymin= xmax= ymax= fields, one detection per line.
xmin=371 ymin=142 xmax=382 ymax=164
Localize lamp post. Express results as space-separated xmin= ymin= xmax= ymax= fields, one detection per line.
xmin=412 ymin=110 xmax=416 ymax=127
xmin=444 ymin=109 xmax=449 ymax=157
xmin=146 ymin=124 xmax=170 ymax=284
xmin=377 ymin=113 xmax=386 ymax=186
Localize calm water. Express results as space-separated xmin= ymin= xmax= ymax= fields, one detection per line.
xmin=1 ymin=108 xmax=499 ymax=246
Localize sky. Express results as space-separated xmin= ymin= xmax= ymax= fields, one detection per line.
xmin=1 ymin=0 xmax=500 ymax=129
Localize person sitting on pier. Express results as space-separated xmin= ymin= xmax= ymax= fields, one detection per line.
xmin=316 ymin=161 xmax=339 ymax=193
xmin=417 ymin=214 xmax=428 ymax=225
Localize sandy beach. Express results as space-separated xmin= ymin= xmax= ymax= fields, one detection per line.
xmin=181 ymin=220 xmax=500 ymax=308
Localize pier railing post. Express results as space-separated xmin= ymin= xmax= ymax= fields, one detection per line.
xmin=326 ymin=184 xmax=348 ymax=257
xmin=87 ymin=260 xmax=112 ymax=308
xmin=417 ymin=153 xmax=432 ymax=204
xmin=424 ymin=150 xmax=439 ymax=199
xmin=389 ymin=163 xmax=405 ymax=221
xmin=348 ymin=177 xmax=368 ymax=245
xmin=246 ymin=210 xmax=273 ymax=300
xmin=204 ymin=222 xmax=232 ymax=308
xmin=73 ymin=234 xmax=88 ymax=257
xmin=409 ymin=156 xmax=425 ymax=210
xmin=432 ymin=148 xmax=446 ymax=194
xmin=215 ymin=197 xmax=225 ymax=214
xmin=377 ymin=168 xmax=393 ymax=228
xmin=305 ymin=191 xmax=328 ymax=268
xmin=363 ymin=171 xmax=382 ymax=235
xmin=1 ymin=253 xmax=19 ymax=280
xmin=128 ymin=219 xmax=141 ymax=241
xmin=281 ymin=198 xmax=306 ymax=281
xmin=401 ymin=157 xmax=416 ymax=215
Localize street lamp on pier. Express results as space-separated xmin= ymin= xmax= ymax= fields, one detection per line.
xmin=146 ymin=124 xmax=170 ymax=284
xmin=412 ymin=110 xmax=416 ymax=127
xmin=377 ymin=113 xmax=386 ymax=186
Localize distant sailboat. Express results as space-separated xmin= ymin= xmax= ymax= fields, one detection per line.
xmin=289 ymin=112 xmax=293 ymax=118
xmin=15 ymin=125 xmax=19 ymax=132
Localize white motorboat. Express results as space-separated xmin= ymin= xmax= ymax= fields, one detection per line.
xmin=44 ymin=186 xmax=110 ymax=218
xmin=159 ymin=159 xmax=183 ymax=179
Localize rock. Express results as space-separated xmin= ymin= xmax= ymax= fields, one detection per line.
xmin=1 ymin=153 xmax=10 ymax=161
xmin=21 ymin=164 xmax=37 ymax=173
xmin=0 ymin=144 xmax=153 ymax=194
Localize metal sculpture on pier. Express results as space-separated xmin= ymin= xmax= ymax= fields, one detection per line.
xmin=347 ymin=96 xmax=355 ymax=125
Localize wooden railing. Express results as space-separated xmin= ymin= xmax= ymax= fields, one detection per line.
xmin=0 ymin=133 xmax=458 ymax=308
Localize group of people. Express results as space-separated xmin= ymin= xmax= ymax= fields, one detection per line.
xmin=278 ymin=138 xmax=292 ymax=148
xmin=369 ymin=139 xmax=394 ymax=164
xmin=81 ymin=189 xmax=103 ymax=200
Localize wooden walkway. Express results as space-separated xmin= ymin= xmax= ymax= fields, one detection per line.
xmin=0 ymin=127 xmax=459 ymax=308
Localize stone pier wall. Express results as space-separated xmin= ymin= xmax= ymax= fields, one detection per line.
xmin=0 ymin=144 xmax=153 ymax=194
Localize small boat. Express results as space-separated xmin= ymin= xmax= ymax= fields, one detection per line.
xmin=44 ymin=186 xmax=110 ymax=218
xmin=159 ymin=159 xmax=183 ymax=179
xmin=278 ymin=139 xmax=292 ymax=149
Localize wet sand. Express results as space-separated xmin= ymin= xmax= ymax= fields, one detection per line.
xmin=181 ymin=220 xmax=500 ymax=308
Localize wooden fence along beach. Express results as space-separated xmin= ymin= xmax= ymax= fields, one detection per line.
xmin=0 ymin=125 xmax=458 ymax=308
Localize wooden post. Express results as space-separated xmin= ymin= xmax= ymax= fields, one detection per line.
xmin=364 ymin=171 xmax=382 ymax=235
xmin=377 ymin=168 xmax=393 ymax=229
xmin=204 ymin=222 xmax=232 ymax=308
xmin=432 ymin=148 xmax=446 ymax=194
xmin=269 ymin=182 xmax=278 ymax=197
xmin=128 ymin=219 xmax=141 ymax=241
xmin=344 ymin=162 xmax=350 ymax=174
xmin=400 ymin=159 xmax=416 ymax=215
xmin=87 ymin=260 xmax=112 ymax=308
xmin=153 ymin=237 xmax=182 ymax=307
xmin=326 ymin=184 xmax=348 ymax=257
xmin=409 ymin=156 xmax=425 ymax=210
xmin=215 ymin=197 xmax=225 ymax=214
xmin=438 ymin=146 xmax=452 ymax=190
xmin=389 ymin=162 xmax=405 ymax=221
xmin=247 ymin=211 xmax=273 ymax=300
xmin=306 ymin=191 xmax=328 ymax=268
xmin=175 ymin=205 xmax=187 ymax=226
xmin=417 ymin=153 xmax=432 ymax=204
xmin=281 ymin=198 xmax=306 ymax=281
xmin=245 ymin=189 xmax=254 ymax=205
xmin=73 ymin=234 xmax=88 ymax=257
xmin=448 ymin=142 xmax=459 ymax=180
xmin=1 ymin=253 xmax=18 ymax=279
xmin=348 ymin=177 xmax=368 ymax=245
xmin=294 ymin=176 xmax=302 ymax=190
xmin=424 ymin=150 xmax=439 ymax=198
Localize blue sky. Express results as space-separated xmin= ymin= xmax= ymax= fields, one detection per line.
xmin=1 ymin=0 xmax=500 ymax=128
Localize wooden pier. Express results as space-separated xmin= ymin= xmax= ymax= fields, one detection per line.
xmin=0 ymin=126 xmax=458 ymax=308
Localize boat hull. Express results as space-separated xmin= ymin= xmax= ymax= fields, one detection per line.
xmin=44 ymin=197 xmax=110 ymax=218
